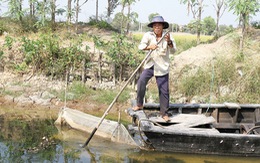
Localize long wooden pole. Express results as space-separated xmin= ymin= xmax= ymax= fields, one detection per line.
xmin=82 ymin=31 xmax=169 ymax=148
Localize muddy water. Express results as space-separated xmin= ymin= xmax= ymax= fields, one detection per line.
xmin=0 ymin=107 xmax=259 ymax=163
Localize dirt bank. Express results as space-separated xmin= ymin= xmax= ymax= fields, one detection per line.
xmin=1 ymin=28 xmax=259 ymax=121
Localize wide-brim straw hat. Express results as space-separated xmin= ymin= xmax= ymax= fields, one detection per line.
xmin=147 ymin=16 xmax=169 ymax=29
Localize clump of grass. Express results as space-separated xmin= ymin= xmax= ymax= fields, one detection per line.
xmin=91 ymin=87 xmax=131 ymax=105
xmin=56 ymin=81 xmax=93 ymax=101
xmin=178 ymin=67 xmax=212 ymax=98
xmin=176 ymin=56 xmax=260 ymax=103
xmin=236 ymin=65 xmax=260 ymax=103
xmin=1 ymin=90 xmax=24 ymax=97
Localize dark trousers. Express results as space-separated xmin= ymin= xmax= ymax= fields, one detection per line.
xmin=136 ymin=66 xmax=169 ymax=116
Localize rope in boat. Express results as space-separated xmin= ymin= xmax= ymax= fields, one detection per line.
xmin=64 ymin=71 xmax=68 ymax=108
xmin=206 ymin=57 xmax=216 ymax=114
xmin=137 ymin=118 xmax=165 ymax=146
xmin=246 ymin=126 xmax=260 ymax=135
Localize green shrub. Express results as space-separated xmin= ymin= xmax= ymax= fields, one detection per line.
xmin=88 ymin=18 xmax=115 ymax=31
xmin=21 ymin=15 xmax=38 ymax=33
xmin=178 ymin=67 xmax=212 ymax=97
xmin=91 ymin=88 xmax=131 ymax=105
xmin=4 ymin=36 xmax=15 ymax=50
xmin=0 ymin=22 xmax=6 ymax=35
xmin=14 ymin=62 xmax=28 ymax=72
xmin=69 ymin=81 xmax=90 ymax=97
xmin=251 ymin=21 xmax=260 ymax=29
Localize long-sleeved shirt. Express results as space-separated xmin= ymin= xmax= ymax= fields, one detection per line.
xmin=138 ymin=31 xmax=177 ymax=76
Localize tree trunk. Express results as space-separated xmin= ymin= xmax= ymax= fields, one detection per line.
xmin=51 ymin=0 xmax=56 ymax=31
xmin=29 ymin=0 xmax=35 ymax=18
xmin=112 ymin=62 xmax=116 ymax=84
xmin=120 ymin=3 xmax=125 ymax=34
xmin=67 ymin=0 xmax=72 ymax=24
xmin=107 ymin=0 xmax=119 ymax=18
xmin=239 ymin=13 xmax=247 ymax=53
xmin=214 ymin=0 xmax=226 ymax=38
xmin=98 ymin=51 xmax=102 ymax=83
xmin=75 ymin=0 xmax=80 ymax=32
xmin=107 ymin=0 xmax=112 ymax=17
xmin=119 ymin=64 xmax=123 ymax=83
xmin=19 ymin=0 xmax=23 ymax=23
xmin=96 ymin=0 xmax=99 ymax=21
xmin=216 ymin=10 xmax=220 ymax=38
xmin=196 ymin=0 xmax=203 ymax=45
xmin=126 ymin=3 xmax=131 ymax=34
xmin=82 ymin=58 xmax=86 ymax=83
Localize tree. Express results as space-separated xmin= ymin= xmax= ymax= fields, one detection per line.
xmin=219 ymin=24 xmax=234 ymax=36
xmin=107 ymin=0 xmax=119 ymax=18
xmin=180 ymin=0 xmax=204 ymax=44
xmin=74 ymin=0 xmax=89 ymax=31
xmin=202 ymin=16 xmax=216 ymax=35
xmin=119 ymin=0 xmax=127 ymax=33
xmin=106 ymin=33 xmax=138 ymax=83
xmin=35 ymin=0 xmax=51 ymax=27
xmin=50 ymin=0 xmax=56 ymax=30
xmin=212 ymin=0 xmax=227 ymax=38
xmin=95 ymin=0 xmax=98 ymax=21
xmin=118 ymin=0 xmax=139 ymax=34
xmin=228 ymin=0 xmax=260 ymax=52
xmin=29 ymin=0 xmax=37 ymax=18
xmin=111 ymin=12 xmax=126 ymax=30
xmin=148 ymin=13 xmax=159 ymax=22
xmin=93 ymin=36 xmax=105 ymax=83
xmin=67 ymin=0 xmax=72 ymax=24
xmin=5 ymin=0 xmax=24 ymax=23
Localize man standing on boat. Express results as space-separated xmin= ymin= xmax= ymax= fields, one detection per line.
xmin=133 ymin=15 xmax=177 ymax=122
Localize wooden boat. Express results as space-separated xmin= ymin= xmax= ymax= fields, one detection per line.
xmin=127 ymin=102 xmax=260 ymax=157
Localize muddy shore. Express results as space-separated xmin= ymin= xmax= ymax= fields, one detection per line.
xmin=0 ymin=72 xmax=118 ymax=121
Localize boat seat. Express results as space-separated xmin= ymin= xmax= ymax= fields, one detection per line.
xmin=149 ymin=114 xmax=215 ymax=128
xmin=224 ymin=102 xmax=241 ymax=123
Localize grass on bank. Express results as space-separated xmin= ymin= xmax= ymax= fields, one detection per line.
xmin=57 ymin=81 xmax=131 ymax=104
xmin=176 ymin=56 xmax=260 ymax=103
xmin=52 ymin=81 xmax=132 ymax=123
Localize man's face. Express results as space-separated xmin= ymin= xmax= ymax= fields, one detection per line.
xmin=152 ymin=23 xmax=163 ymax=35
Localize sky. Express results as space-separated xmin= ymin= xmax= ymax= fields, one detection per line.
xmin=69 ymin=0 xmax=260 ymax=27
xmin=1 ymin=0 xmax=260 ymax=27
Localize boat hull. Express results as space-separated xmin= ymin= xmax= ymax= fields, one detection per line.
xmin=144 ymin=130 xmax=260 ymax=156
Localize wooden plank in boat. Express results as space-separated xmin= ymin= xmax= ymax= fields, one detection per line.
xmin=149 ymin=114 xmax=215 ymax=128
xmin=158 ymin=126 xmax=221 ymax=134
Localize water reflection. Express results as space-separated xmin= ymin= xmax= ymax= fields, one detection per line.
xmin=0 ymin=111 xmax=259 ymax=162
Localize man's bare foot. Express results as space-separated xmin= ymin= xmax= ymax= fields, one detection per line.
xmin=162 ymin=115 xmax=170 ymax=122
xmin=132 ymin=105 xmax=143 ymax=111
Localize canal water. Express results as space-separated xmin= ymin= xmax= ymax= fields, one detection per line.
xmin=0 ymin=107 xmax=259 ymax=163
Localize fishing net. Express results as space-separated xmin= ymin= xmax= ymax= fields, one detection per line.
xmin=55 ymin=107 xmax=137 ymax=146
